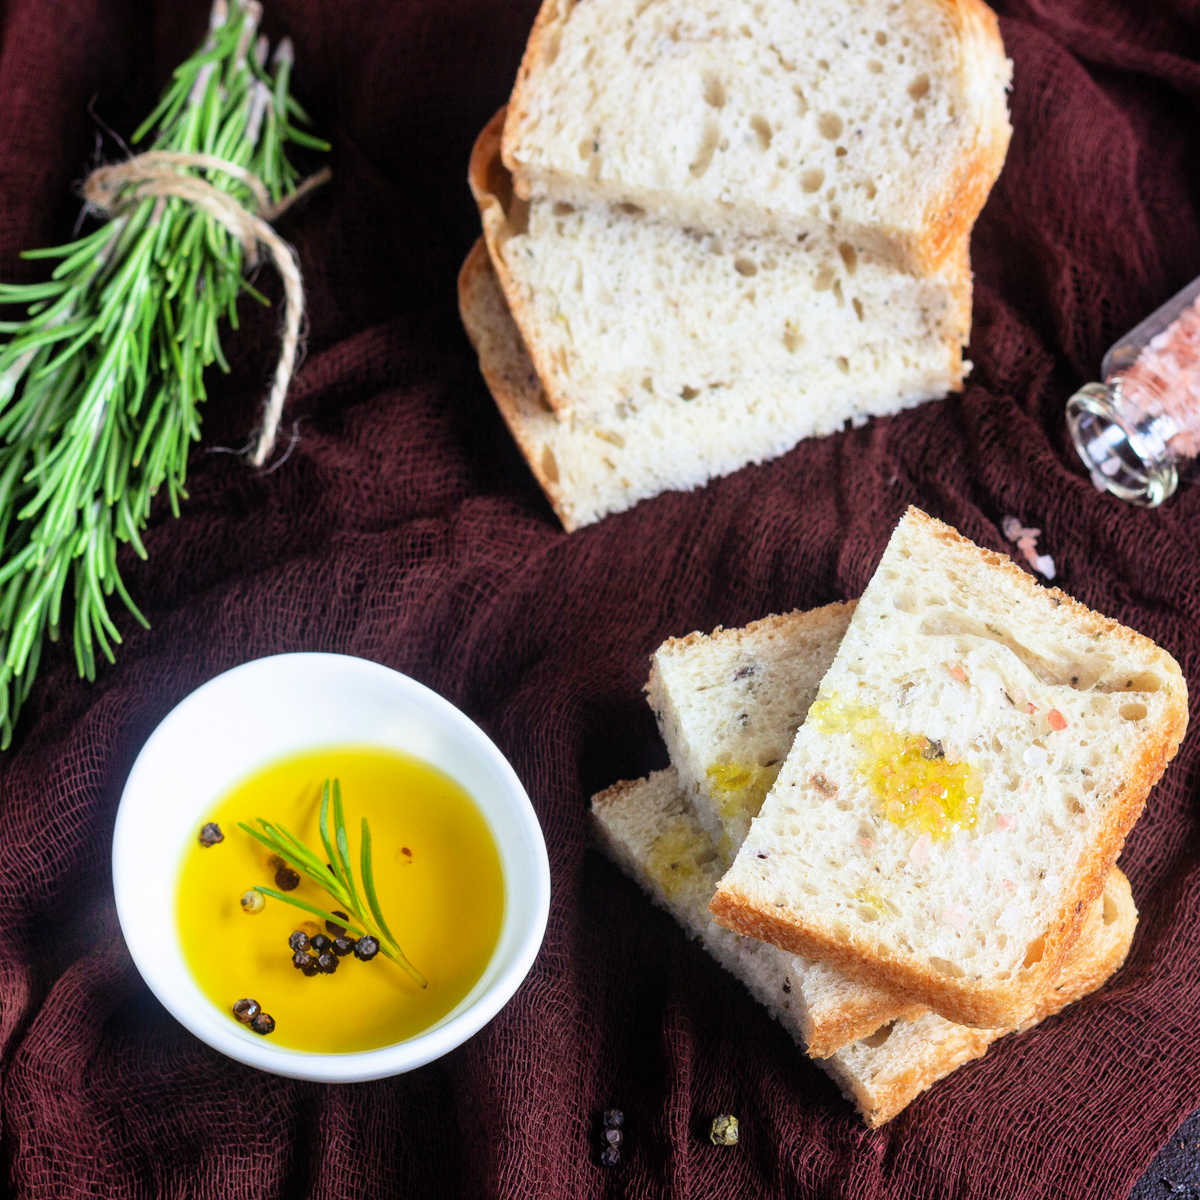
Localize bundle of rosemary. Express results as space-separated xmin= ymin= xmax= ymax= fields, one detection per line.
xmin=0 ymin=0 xmax=327 ymax=747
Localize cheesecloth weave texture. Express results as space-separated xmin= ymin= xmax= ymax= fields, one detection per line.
xmin=0 ymin=0 xmax=1198 ymax=1197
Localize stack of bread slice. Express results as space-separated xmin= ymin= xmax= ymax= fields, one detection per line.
xmin=460 ymin=0 xmax=1012 ymax=530
xmin=591 ymin=509 xmax=1187 ymax=1124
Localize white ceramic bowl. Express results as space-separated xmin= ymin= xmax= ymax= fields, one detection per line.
xmin=113 ymin=652 xmax=550 ymax=1081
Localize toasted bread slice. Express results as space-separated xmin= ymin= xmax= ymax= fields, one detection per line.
xmin=646 ymin=602 xmax=856 ymax=861
xmin=592 ymin=769 xmax=1136 ymax=1125
xmin=471 ymin=109 xmax=971 ymax=422
xmin=458 ymin=241 xmax=965 ymax=531
xmin=502 ymin=0 xmax=1011 ymax=274
xmin=711 ymin=508 xmax=1186 ymax=1027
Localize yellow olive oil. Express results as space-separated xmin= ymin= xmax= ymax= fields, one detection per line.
xmin=176 ymin=746 xmax=505 ymax=1053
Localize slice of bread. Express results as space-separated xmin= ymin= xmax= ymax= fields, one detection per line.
xmin=711 ymin=508 xmax=1187 ymax=1028
xmin=592 ymin=769 xmax=924 ymax=1058
xmin=458 ymin=240 xmax=966 ymax=531
xmin=592 ymin=768 xmax=1136 ymax=1125
xmin=471 ymin=109 xmax=971 ymax=422
xmin=502 ymin=0 xmax=1011 ymax=274
xmin=646 ymin=602 xmax=856 ymax=861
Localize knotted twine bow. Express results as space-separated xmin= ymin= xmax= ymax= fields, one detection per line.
xmin=83 ymin=150 xmax=331 ymax=467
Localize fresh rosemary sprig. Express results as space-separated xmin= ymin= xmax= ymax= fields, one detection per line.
xmin=0 ymin=0 xmax=328 ymax=747
xmin=238 ymin=780 xmax=428 ymax=989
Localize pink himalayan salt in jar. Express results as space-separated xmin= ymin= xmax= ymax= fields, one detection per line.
xmin=1068 ymin=275 xmax=1200 ymax=506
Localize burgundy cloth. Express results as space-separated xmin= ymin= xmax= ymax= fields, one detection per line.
xmin=0 ymin=0 xmax=1198 ymax=1196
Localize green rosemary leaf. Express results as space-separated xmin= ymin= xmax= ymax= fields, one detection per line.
xmin=331 ymin=779 xmax=365 ymax=917
xmin=361 ymin=817 xmax=427 ymax=988
xmin=251 ymin=885 xmax=371 ymax=940
xmin=318 ymin=781 xmax=343 ymax=890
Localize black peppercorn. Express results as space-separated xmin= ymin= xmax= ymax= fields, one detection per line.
xmin=198 ymin=822 xmax=224 ymax=847
xmin=250 ymin=1012 xmax=275 ymax=1036
xmin=325 ymin=911 xmax=349 ymax=936
xmin=288 ymin=930 xmax=309 ymax=952
xmin=599 ymin=1146 xmax=620 ymax=1168
xmin=291 ymin=950 xmax=309 ymax=970
xmin=232 ymin=998 xmax=259 ymax=1023
xmin=274 ymin=865 xmax=300 ymax=891
xmin=601 ymin=1127 xmax=623 ymax=1148
xmin=301 ymin=961 xmax=318 ymax=977
xmin=317 ymin=952 xmax=338 ymax=974
xmin=310 ymin=933 xmax=330 ymax=953
xmin=354 ymin=935 xmax=379 ymax=961
xmin=602 ymin=1108 xmax=624 ymax=1129
xmin=332 ymin=935 xmax=354 ymax=957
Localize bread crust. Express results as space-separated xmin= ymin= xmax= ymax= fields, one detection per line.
xmin=470 ymin=108 xmax=578 ymax=420
xmin=916 ymin=0 xmax=1013 ymax=273
xmin=711 ymin=508 xmax=1186 ymax=1029
xmin=458 ymin=238 xmax=581 ymax=530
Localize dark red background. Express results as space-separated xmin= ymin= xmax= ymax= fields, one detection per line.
xmin=0 ymin=0 xmax=1198 ymax=1195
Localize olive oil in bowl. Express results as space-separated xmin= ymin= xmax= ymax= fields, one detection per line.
xmin=176 ymin=746 xmax=505 ymax=1054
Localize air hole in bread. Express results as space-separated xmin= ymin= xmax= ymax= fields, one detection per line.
xmin=703 ymin=73 xmax=727 ymax=108
xmin=852 ymin=298 xmax=865 ymax=322
xmin=892 ymin=592 xmax=917 ymax=613
xmin=862 ymin=1022 xmax=895 ymax=1049
xmin=1102 ymin=893 xmax=1119 ymax=925
xmin=813 ymin=266 xmax=836 ymax=292
xmin=749 ymin=115 xmax=772 ymax=149
xmin=817 ymin=57 xmax=829 ymax=71
xmin=832 ymin=279 xmax=844 ymax=306
xmin=867 ymin=59 xmax=883 ymax=74
xmin=641 ymin=376 xmax=654 ymax=393
xmin=930 ymin=957 xmax=964 ymax=978
xmin=801 ymin=168 xmax=825 ymax=193
xmin=793 ymin=85 xmax=808 ymax=116
xmin=837 ymin=243 xmax=858 ymax=275
xmin=540 ymin=445 xmax=560 ymax=484
xmin=782 ymin=322 xmax=802 ymax=353
xmin=1119 ymin=701 xmax=1148 ymax=722
xmin=1118 ymin=671 xmax=1162 ymax=693
xmin=875 ymin=31 xmax=887 ymax=45
xmin=617 ymin=202 xmax=644 ymax=217
xmin=856 ymin=905 xmax=879 ymax=922
xmin=594 ymin=429 xmax=625 ymax=448
xmin=835 ymin=145 xmax=848 ymax=157
xmin=577 ymin=137 xmax=595 ymax=160
xmin=836 ymin=356 xmax=850 ymax=374
xmin=680 ymin=386 xmax=700 ymax=400
xmin=908 ymin=73 xmax=931 ymax=100
xmin=552 ymin=201 xmax=575 ymax=217
xmin=1022 ymin=936 xmax=1045 ymax=968
xmin=507 ymin=197 xmax=530 ymax=238
xmin=818 ymin=112 xmax=843 ymax=140
xmin=734 ymin=257 xmax=758 ymax=277
xmin=864 ymin=181 xmax=878 ymax=200
xmin=689 ymin=123 xmax=720 ymax=178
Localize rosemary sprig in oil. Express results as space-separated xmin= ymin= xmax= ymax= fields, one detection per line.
xmin=239 ymin=780 xmax=427 ymax=989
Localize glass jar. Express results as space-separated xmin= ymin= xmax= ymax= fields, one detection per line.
xmin=1067 ymin=274 xmax=1200 ymax=506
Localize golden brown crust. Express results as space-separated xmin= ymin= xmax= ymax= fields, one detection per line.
xmin=807 ymin=1000 xmax=926 ymax=1061
xmin=457 ymin=239 xmax=579 ymax=531
xmin=469 ymin=108 xmax=579 ymax=420
xmin=913 ymin=0 xmax=1012 ymax=273
xmin=827 ymin=869 xmax=1135 ymax=1125
xmin=500 ymin=0 xmax=566 ymax=198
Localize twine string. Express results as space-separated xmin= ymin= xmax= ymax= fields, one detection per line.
xmin=83 ymin=151 xmax=331 ymax=467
